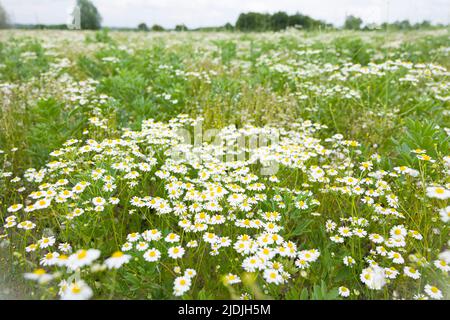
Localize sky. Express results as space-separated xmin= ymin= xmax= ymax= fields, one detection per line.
xmin=2 ymin=0 xmax=449 ymax=29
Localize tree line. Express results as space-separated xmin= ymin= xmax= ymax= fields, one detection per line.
xmin=0 ymin=0 xmax=447 ymax=31
xmin=343 ymin=15 xmax=443 ymax=31
xmin=235 ymin=11 xmax=332 ymax=31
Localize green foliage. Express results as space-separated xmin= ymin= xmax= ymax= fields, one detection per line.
xmin=26 ymin=98 xmax=86 ymax=166
xmin=288 ymin=13 xmax=328 ymax=29
xmin=0 ymin=38 xmax=49 ymax=81
xmin=94 ymin=29 xmax=113 ymax=43
xmin=213 ymin=40 xmax=237 ymax=65
xmin=334 ymin=37 xmax=371 ymax=65
xmin=344 ymin=15 xmax=363 ymax=30
xmin=236 ymin=11 xmax=329 ymax=32
xmin=0 ymin=1 xmax=9 ymax=29
xmin=236 ymin=12 xmax=270 ymax=32
xmin=151 ymin=24 xmax=165 ymax=32
xmin=137 ymin=23 xmax=149 ymax=32
xmin=270 ymin=12 xmax=289 ymax=31
xmin=175 ymin=24 xmax=188 ymax=31
xmin=77 ymin=0 xmax=102 ymax=30
xmin=286 ymin=281 xmax=340 ymax=300
xmin=392 ymin=118 xmax=449 ymax=165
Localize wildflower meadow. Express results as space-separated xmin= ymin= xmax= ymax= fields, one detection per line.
xmin=0 ymin=28 xmax=449 ymax=300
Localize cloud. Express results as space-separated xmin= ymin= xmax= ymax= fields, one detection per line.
xmin=2 ymin=0 xmax=449 ymax=28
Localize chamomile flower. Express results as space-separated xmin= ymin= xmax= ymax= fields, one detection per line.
xmin=58 ymin=243 xmax=72 ymax=253
xmin=143 ymin=248 xmax=161 ymax=262
xmin=168 ymin=246 xmax=185 ymax=259
xmin=184 ymin=268 xmax=197 ymax=278
xmin=338 ymin=226 xmax=352 ymax=237
xmin=388 ymin=251 xmax=404 ymax=264
xmin=104 ymin=251 xmax=131 ymax=269
xmin=60 ymin=280 xmax=93 ymax=300
xmin=384 ymin=267 xmax=399 ymax=279
xmin=439 ymin=206 xmax=450 ymax=223
xmin=434 ymin=259 xmax=450 ymax=272
xmin=40 ymin=252 xmax=60 ymax=266
xmin=127 ymin=232 xmax=141 ymax=242
xmin=7 ymin=204 xmax=23 ymax=213
xmin=38 ymin=236 xmax=56 ymax=249
xmin=173 ymin=276 xmax=191 ymax=296
xmin=263 ymin=269 xmax=283 ymax=284
xmin=360 ymin=266 xmax=386 ymax=290
xmin=424 ymin=285 xmax=443 ymax=300
xmin=121 ymin=242 xmax=133 ymax=251
xmin=223 ymin=273 xmax=241 ymax=285
xmin=369 ymin=233 xmax=384 ymax=244
xmin=343 ymin=256 xmax=356 ymax=267
xmin=142 ymin=229 xmax=161 ymax=241
xmin=330 ymin=235 xmax=344 ymax=243
xmin=165 ymin=233 xmax=180 ymax=243
xmin=338 ymin=286 xmax=350 ymax=297
xmin=426 ymin=186 xmax=450 ymax=200
xmin=186 ymin=240 xmax=198 ymax=248
xmin=66 ymin=249 xmax=100 ymax=270
xmin=92 ymin=197 xmax=106 ymax=206
xmin=4 ymin=220 xmax=16 ymax=228
xmin=26 ymin=243 xmax=38 ymax=252
xmin=34 ymin=198 xmax=51 ymax=210
xmin=24 ymin=269 xmax=54 ymax=284
xmin=17 ymin=220 xmax=36 ymax=230
xmin=390 ymin=225 xmax=407 ymax=239
xmin=403 ymin=266 xmax=421 ymax=279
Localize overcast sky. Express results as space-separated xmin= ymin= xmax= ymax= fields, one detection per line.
xmin=2 ymin=0 xmax=449 ymax=28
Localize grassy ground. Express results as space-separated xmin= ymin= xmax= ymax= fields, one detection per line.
xmin=0 ymin=28 xmax=449 ymax=300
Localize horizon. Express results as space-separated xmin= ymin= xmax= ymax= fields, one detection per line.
xmin=1 ymin=0 xmax=449 ymax=29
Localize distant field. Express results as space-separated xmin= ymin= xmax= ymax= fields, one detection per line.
xmin=0 ymin=29 xmax=449 ymax=300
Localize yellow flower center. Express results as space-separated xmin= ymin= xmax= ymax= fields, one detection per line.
xmin=71 ymin=285 xmax=81 ymax=294
xmin=33 ymin=269 xmax=46 ymax=275
xmin=77 ymin=250 xmax=87 ymax=259
xmin=112 ymin=251 xmax=124 ymax=258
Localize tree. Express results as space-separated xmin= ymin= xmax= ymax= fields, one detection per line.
xmin=224 ymin=22 xmax=234 ymax=31
xmin=236 ymin=12 xmax=271 ymax=31
xmin=175 ymin=24 xmax=188 ymax=31
xmin=396 ymin=20 xmax=411 ymax=30
xmin=288 ymin=13 xmax=308 ymax=29
xmin=76 ymin=0 xmax=102 ymax=30
xmin=236 ymin=11 xmax=328 ymax=32
xmin=137 ymin=22 xmax=149 ymax=31
xmin=151 ymin=24 xmax=165 ymax=31
xmin=416 ymin=20 xmax=431 ymax=29
xmin=270 ymin=11 xmax=289 ymax=31
xmin=344 ymin=15 xmax=363 ymax=30
xmin=0 ymin=1 xmax=10 ymax=29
